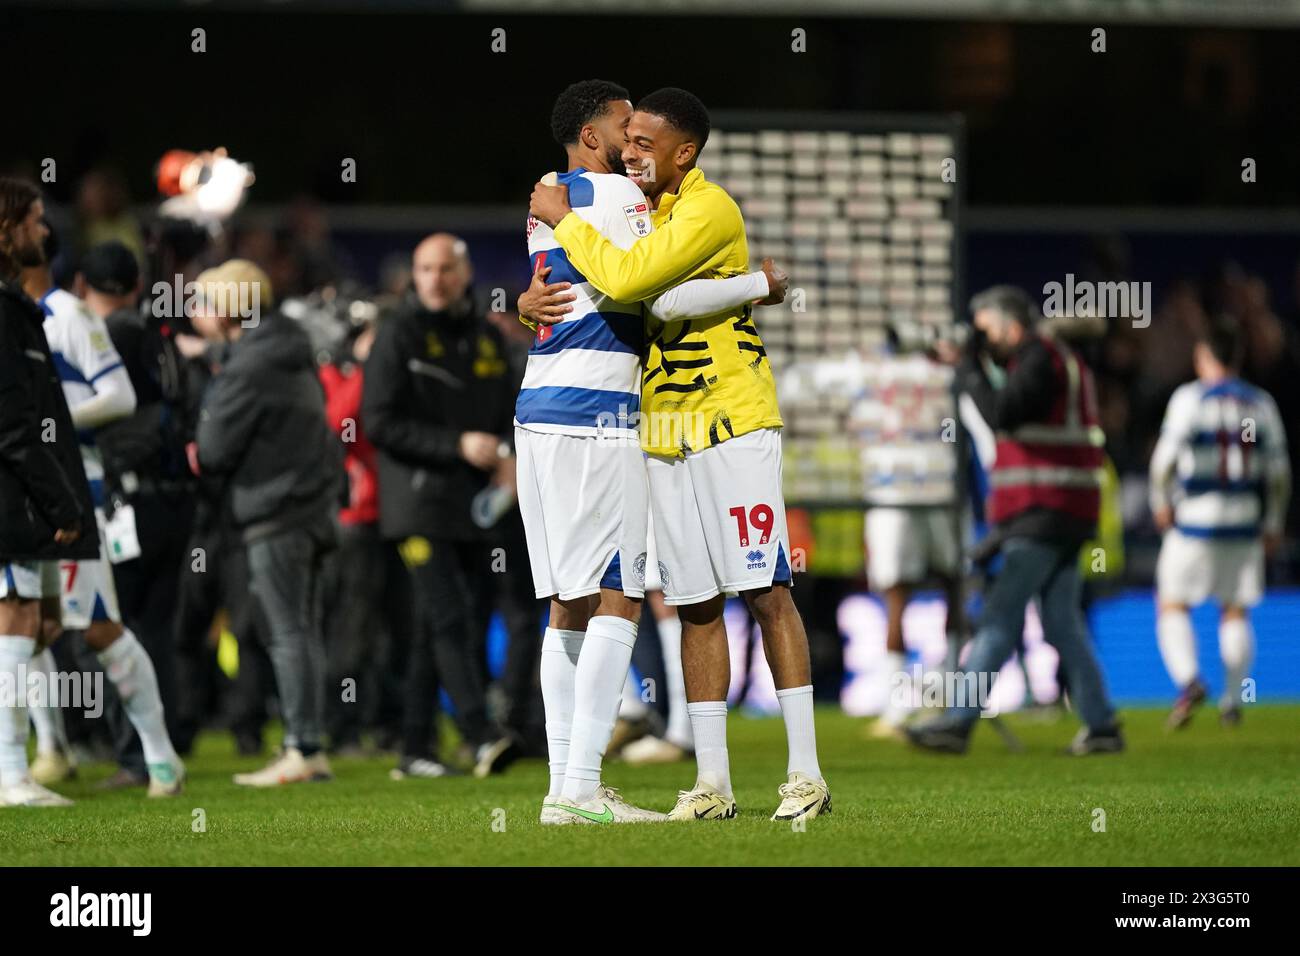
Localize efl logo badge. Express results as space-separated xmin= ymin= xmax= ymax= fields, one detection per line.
xmin=623 ymin=202 xmax=651 ymax=237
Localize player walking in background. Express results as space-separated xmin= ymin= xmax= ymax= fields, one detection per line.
xmin=21 ymin=220 xmax=185 ymax=797
xmin=1150 ymin=316 xmax=1290 ymax=728
xmin=517 ymin=81 xmax=780 ymax=825
xmin=529 ymin=87 xmax=829 ymax=822
xmin=861 ymin=345 xmax=963 ymax=739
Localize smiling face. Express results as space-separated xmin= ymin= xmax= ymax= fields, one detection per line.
xmin=621 ymin=110 xmax=695 ymax=200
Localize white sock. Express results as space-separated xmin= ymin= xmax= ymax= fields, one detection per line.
xmin=619 ymin=668 xmax=649 ymax=720
xmin=28 ymin=648 xmax=66 ymax=756
xmin=687 ymin=701 xmax=731 ymax=796
xmin=1157 ymin=609 xmax=1199 ymax=689
xmin=1219 ymin=617 xmax=1254 ymax=710
xmin=96 ymin=630 xmax=177 ymax=772
xmin=657 ymin=615 xmax=692 ymax=748
xmin=540 ymin=627 xmax=583 ymax=798
xmin=775 ymin=684 xmax=822 ymax=779
xmin=0 ymin=634 xmax=36 ymax=787
xmin=880 ymin=649 xmax=909 ymax=726
xmin=561 ymin=615 xmax=637 ymax=803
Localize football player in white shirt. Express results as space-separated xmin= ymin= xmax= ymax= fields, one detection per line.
xmin=23 ymin=229 xmax=185 ymax=796
xmin=1150 ymin=316 xmax=1290 ymax=729
xmin=515 ymin=80 xmax=781 ymax=824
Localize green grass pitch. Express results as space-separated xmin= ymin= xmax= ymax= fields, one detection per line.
xmin=5 ymin=706 xmax=1298 ymax=866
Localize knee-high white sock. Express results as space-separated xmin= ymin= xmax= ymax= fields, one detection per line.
xmin=619 ymin=668 xmax=649 ymax=720
xmin=1219 ymin=617 xmax=1254 ymax=710
xmin=28 ymin=648 xmax=67 ymax=756
xmin=0 ymin=635 xmax=36 ymax=787
xmin=96 ymin=630 xmax=177 ymax=772
xmin=561 ymin=615 xmax=637 ymax=803
xmin=540 ymin=627 xmax=583 ymax=798
xmin=775 ymin=684 xmax=822 ymax=779
xmin=687 ymin=700 xmax=731 ymax=797
xmin=880 ymin=650 xmax=909 ymax=726
xmin=1157 ymin=609 xmax=1199 ymax=689
xmin=657 ymin=615 xmax=692 ymax=748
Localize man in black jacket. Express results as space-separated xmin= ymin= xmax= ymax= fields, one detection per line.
xmin=193 ymin=259 xmax=342 ymax=786
xmin=0 ymin=178 xmax=97 ymax=807
xmin=363 ymin=233 xmax=520 ymax=777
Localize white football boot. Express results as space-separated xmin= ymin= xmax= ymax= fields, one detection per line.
xmin=668 ymin=785 xmax=738 ymax=821
xmin=147 ymin=758 xmax=186 ymax=798
xmin=539 ymin=797 xmax=575 ymax=825
xmin=29 ymin=748 xmax=77 ymax=785
xmin=233 ymin=747 xmax=333 ymax=787
xmin=0 ymin=775 xmax=74 ymax=807
xmin=771 ymin=772 xmax=831 ymax=822
xmin=621 ymin=735 xmax=692 ymax=766
xmin=545 ymin=784 xmax=667 ymax=825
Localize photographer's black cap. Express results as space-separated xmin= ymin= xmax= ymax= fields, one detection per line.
xmin=81 ymin=241 xmax=140 ymax=296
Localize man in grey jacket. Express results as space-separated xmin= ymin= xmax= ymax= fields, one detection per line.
xmin=193 ymin=259 xmax=342 ymax=786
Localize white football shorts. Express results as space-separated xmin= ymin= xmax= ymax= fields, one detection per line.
xmin=515 ymin=426 xmax=648 ymax=601
xmin=1157 ymin=527 xmax=1263 ymax=608
xmin=865 ymin=505 xmax=960 ymax=591
xmin=59 ymin=508 xmax=122 ymax=629
xmin=646 ymin=427 xmax=793 ymax=607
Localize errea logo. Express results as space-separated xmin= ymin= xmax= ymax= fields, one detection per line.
xmin=745 ymin=549 xmax=767 ymax=569
xmin=50 ymin=886 xmax=151 ymax=936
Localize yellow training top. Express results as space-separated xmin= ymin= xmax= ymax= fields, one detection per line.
xmin=553 ymin=167 xmax=782 ymax=457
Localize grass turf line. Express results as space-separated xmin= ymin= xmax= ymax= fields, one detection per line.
xmin=3 ymin=706 xmax=1297 ymax=866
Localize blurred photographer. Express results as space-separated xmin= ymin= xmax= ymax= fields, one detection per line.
xmin=908 ymin=286 xmax=1123 ymax=756
xmin=362 ymin=234 xmax=520 ymax=778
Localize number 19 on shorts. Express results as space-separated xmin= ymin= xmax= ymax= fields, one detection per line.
xmin=729 ymin=504 xmax=774 ymax=547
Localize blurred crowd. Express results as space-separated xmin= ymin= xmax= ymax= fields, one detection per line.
xmin=20 ymin=162 xmax=1297 ymax=776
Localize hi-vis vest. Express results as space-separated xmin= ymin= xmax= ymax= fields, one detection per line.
xmin=988 ymin=334 xmax=1105 ymax=527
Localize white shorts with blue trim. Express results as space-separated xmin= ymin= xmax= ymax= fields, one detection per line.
xmin=646 ymin=427 xmax=793 ymax=607
xmin=58 ymin=508 xmax=122 ymax=629
xmin=515 ymin=426 xmax=648 ymax=602
xmin=1157 ymin=527 xmax=1263 ymax=608
xmin=0 ymin=560 xmax=59 ymax=601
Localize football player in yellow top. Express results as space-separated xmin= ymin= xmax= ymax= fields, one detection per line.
xmin=528 ymin=87 xmax=830 ymax=823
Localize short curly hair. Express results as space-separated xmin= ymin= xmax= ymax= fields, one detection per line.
xmin=551 ymin=79 xmax=630 ymax=148
xmin=636 ymin=87 xmax=711 ymax=150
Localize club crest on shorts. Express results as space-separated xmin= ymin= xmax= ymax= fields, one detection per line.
xmin=633 ymin=551 xmax=648 ymax=585
xmin=623 ymin=202 xmax=651 ymax=238
xmin=746 ymin=549 xmax=767 ymax=570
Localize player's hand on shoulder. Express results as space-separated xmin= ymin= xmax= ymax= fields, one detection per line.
xmin=530 ymin=180 xmax=572 ymax=228
xmin=757 ymin=257 xmax=789 ymax=306
xmin=517 ymin=266 xmax=576 ymax=327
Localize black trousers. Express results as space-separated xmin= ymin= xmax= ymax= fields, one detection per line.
xmin=172 ymin=521 xmax=274 ymax=751
xmin=320 ymin=522 xmax=411 ymax=748
xmin=402 ymin=537 xmax=500 ymax=758
xmin=106 ymin=491 xmax=192 ymax=775
xmin=492 ymin=510 xmax=546 ymax=752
